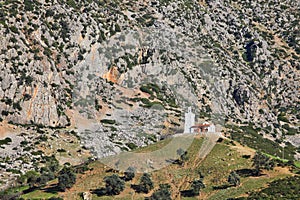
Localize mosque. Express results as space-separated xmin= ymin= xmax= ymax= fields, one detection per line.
xmin=184 ymin=107 xmax=215 ymax=134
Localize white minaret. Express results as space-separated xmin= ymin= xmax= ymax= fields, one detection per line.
xmin=184 ymin=107 xmax=195 ymax=133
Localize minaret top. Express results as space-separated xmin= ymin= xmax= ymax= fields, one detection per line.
xmin=188 ymin=107 xmax=192 ymax=113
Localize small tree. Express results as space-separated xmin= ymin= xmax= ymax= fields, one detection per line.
xmin=149 ymin=184 xmax=171 ymax=200
xmin=228 ymin=171 xmax=240 ymax=186
xmin=177 ymin=148 xmax=188 ymax=165
xmin=196 ymin=169 xmax=204 ymax=179
xmin=138 ymin=173 xmax=154 ymax=193
xmin=104 ymin=174 xmax=125 ymax=195
xmin=18 ymin=170 xmax=39 ymax=188
xmin=191 ymin=179 xmax=205 ymax=195
xmin=45 ymin=155 xmax=59 ymax=173
xmin=58 ymin=167 xmax=76 ymax=191
xmin=252 ymin=152 xmax=275 ymax=176
xmin=36 ymin=174 xmax=49 ymax=187
xmin=124 ymin=166 xmax=135 ymax=181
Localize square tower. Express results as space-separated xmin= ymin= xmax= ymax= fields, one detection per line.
xmin=184 ymin=107 xmax=195 ymax=133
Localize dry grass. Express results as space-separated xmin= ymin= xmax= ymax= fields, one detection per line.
xmin=39 ymin=131 xmax=91 ymax=166
xmin=23 ymin=135 xmax=294 ymax=200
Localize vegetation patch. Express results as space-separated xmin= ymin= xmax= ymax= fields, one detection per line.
xmin=0 ymin=137 xmax=12 ymax=146
xmin=227 ymin=124 xmax=296 ymax=160
xmin=236 ymin=176 xmax=300 ymax=200
xmin=100 ymin=119 xmax=116 ymax=125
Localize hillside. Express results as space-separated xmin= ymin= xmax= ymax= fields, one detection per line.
xmin=18 ymin=135 xmax=299 ymax=200
xmin=0 ymin=0 xmax=299 ymax=197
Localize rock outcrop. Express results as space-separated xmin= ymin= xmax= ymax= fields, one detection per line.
xmin=0 ymin=0 xmax=299 ymax=158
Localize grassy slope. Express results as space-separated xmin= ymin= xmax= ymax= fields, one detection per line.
xmin=22 ymin=136 xmax=294 ymax=200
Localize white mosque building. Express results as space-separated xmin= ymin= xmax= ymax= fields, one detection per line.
xmin=184 ymin=107 xmax=215 ymax=134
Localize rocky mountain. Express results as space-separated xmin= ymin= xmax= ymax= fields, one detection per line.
xmin=0 ymin=0 xmax=299 ymax=176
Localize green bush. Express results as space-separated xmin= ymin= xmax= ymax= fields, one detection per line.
xmin=9 ymin=26 xmax=18 ymax=33
xmin=278 ymin=113 xmax=289 ymax=122
xmin=124 ymin=166 xmax=135 ymax=181
xmin=66 ymin=0 xmax=77 ymax=8
xmin=104 ymin=174 xmax=125 ymax=195
xmin=58 ymin=167 xmax=76 ymax=191
xmin=13 ymin=101 xmax=22 ymax=111
xmin=0 ymin=137 xmax=12 ymax=146
xmin=24 ymin=0 xmax=35 ymax=11
xmin=135 ymin=173 xmax=154 ymax=193
xmin=100 ymin=119 xmax=116 ymax=124
xmin=126 ymin=142 xmax=137 ymax=150
xmin=150 ymin=183 xmax=172 ymax=200
xmin=245 ymin=176 xmax=300 ymax=199
xmin=227 ymin=124 xmax=296 ymax=160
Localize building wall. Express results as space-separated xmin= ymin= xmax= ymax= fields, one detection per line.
xmin=208 ymin=124 xmax=216 ymax=133
xmin=184 ymin=107 xmax=195 ymax=133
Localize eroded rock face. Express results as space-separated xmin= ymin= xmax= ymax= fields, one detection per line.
xmin=0 ymin=0 xmax=299 ymax=157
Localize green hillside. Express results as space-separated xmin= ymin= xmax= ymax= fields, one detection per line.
xmin=19 ymin=135 xmax=298 ymax=200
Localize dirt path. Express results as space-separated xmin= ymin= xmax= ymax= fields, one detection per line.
xmin=172 ymin=133 xmax=221 ymax=199
xmin=198 ymin=134 xmax=220 ymax=159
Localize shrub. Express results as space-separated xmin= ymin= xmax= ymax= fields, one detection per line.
xmin=148 ymin=184 xmax=171 ymax=200
xmin=58 ymin=167 xmax=76 ymax=191
xmin=0 ymin=137 xmax=12 ymax=146
xmin=246 ymin=176 xmax=300 ymax=199
xmin=66 ymin=0 xmax=77 ymax=8
xmin=13 ymin=101 xmax=22 ymax=111
xmin=1 ymin=110 xmax=9 ymax=116
xmin=252 ymin=151 xmax=275 ymax=176
xmin=126 ymin=142 xmax=137 ymax=150
xmin=100 ymin=119 xmax=116 ymax=124
xmin=227 ymin=124 xmax=296 ymax=160
xmin=57 ymin=148 xmax=66 ymax=153
xmin=104 ymin=174 xmax=125 ymax=195
xmin=10 ymin=26 xmax=18 ymax=33
xmin=24 ymin=0 xmax=35 ymax=11
xmin=134 ymin=173 xmax=154 ymax=193
xmin=124 ymin=166 xmax=135 ymax=181
xmin=191 ymin=179 xmax=205 ymax=195
xmin=177 ymin=148 xmax=189 ymax=165
xmin=228 ymin=171 xmax=240 ymax=186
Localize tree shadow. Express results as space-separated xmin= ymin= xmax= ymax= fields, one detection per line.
xmin=22 ymin=183 xmax=60 ymax=196
xmin=91 ymin=188 xmax=107 ymax=196
xmin=212 ymin=184 xmax=231 ymax=190
xmin=235 ymin=169 xmax=265 ymax=177
xmin=105 ymin=168 xmax=119 ymax=173
xmin=180 ymin=189 xmax=196 ymax=197
xmin=165 ymin=159 xmax=181 ymax=165
xmin=22 ymin=187 xmax=38 ymax=194
xmin=241 ymin=155 xmax=251 ymax=159
xmin=41 ymin=185 xmax=61 ymax=194
xmin=130 ymin=184 xmax=141 ymax=193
